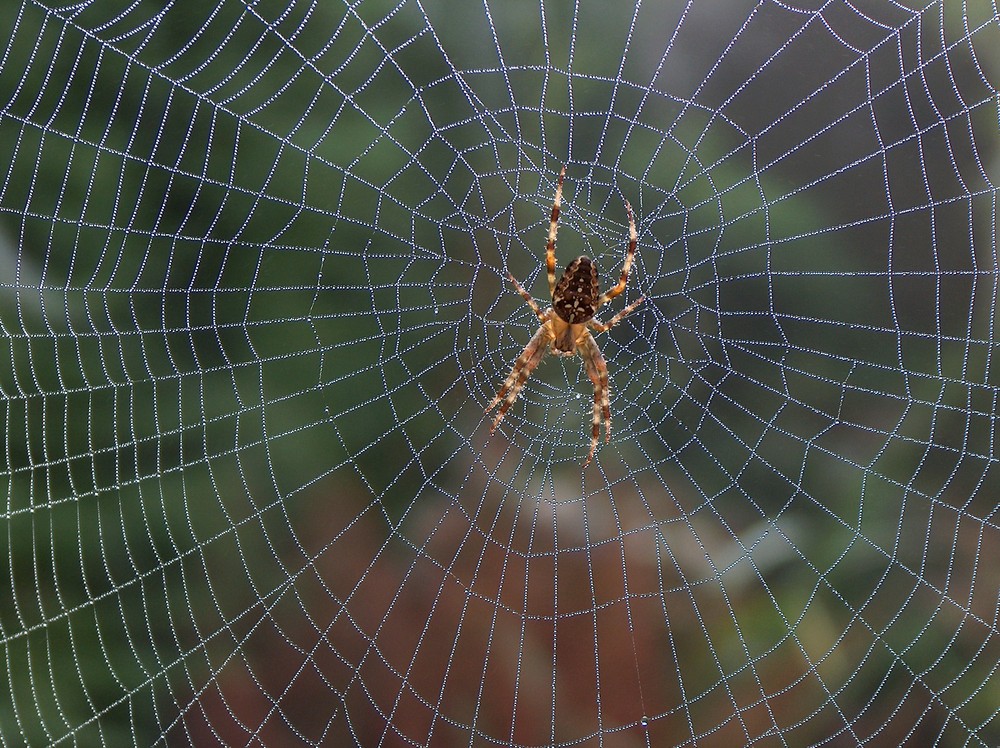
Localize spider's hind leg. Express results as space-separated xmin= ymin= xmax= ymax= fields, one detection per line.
xmin=596 ymin=198 xmax=638 ymax=308
xmin=546 ymin=166 xmax=566 ymax=298
xmin=590 ymin=295 xmax=644 ymax=334
xmin=508 ymin=273 xmax=546 ymax=321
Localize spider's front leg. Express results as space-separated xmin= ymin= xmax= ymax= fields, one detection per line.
xmin=486 ymin=322 xmax=553 ymax=431
xmin=578 ymin=332 xmax=612 ymax=467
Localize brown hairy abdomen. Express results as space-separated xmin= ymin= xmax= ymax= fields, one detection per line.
xmin=553 ymin=255 xmax=599 ymax=323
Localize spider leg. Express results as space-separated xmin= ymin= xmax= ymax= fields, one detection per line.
xmin=508 ymin=273 xmax=547 ymax=321
xmin=590 ymin=295 xmax=644 ymax=334
xmin=486 ymin=325 xmax=552 ymax=431
xmin=546 ymin=166 xmax=566 ymax=298
xmin=596 ymin=198 xmax=638 ymax=308
xmin=578 ymin=331 xmax=611 ymax=467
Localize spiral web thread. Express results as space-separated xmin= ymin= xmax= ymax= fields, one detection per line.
xmin=0 ymin=0 xmax=998 ymax=745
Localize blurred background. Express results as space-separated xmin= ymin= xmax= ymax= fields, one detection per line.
xmin=0 ymin=0 xmax=998 ymax=745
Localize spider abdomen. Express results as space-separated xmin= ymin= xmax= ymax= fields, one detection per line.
xmin=553 ymin=255 xmax=599 ymax=324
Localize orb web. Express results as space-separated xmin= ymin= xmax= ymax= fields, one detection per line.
xmin=0 ymin=0 xmax=998 ymax=745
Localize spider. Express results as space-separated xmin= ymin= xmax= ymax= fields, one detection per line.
xmin=486 ymin=166 xmax=644 ymax=467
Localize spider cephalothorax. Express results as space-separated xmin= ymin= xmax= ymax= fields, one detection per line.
xmin=486 ymin=166 xmax=643 ymax=466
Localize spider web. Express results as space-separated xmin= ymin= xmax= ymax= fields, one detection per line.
xmin=1 ymin=0 xmax=998 ymax=745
